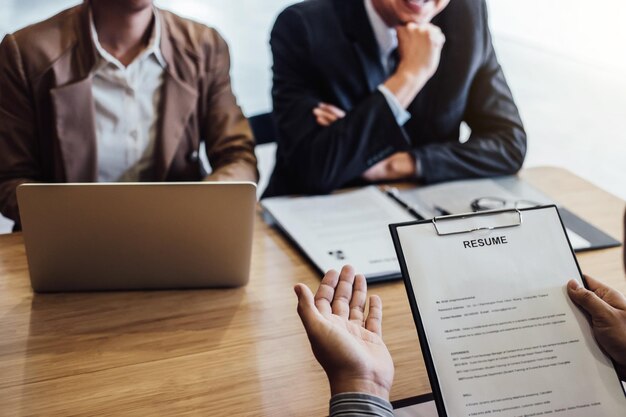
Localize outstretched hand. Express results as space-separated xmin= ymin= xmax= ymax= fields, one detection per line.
xmin=567 ymin=275 xmax=626 ymax=380
xmin=294 ymin=265 xmax=394 ymax=399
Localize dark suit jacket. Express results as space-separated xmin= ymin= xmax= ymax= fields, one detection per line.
xmin=264 ymin=0 xmax=526 ymax=197
xmin=0 ymin=4 xmax=258 ymax=229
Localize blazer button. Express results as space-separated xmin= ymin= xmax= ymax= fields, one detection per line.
xmin=188 ymin=150 xmax=200 ymax=162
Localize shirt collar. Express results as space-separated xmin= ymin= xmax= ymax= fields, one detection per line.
xmin=364 ymin=0 xmax=398 ymax=60
xmin=89 ymin=7 xmax=167 ymax=70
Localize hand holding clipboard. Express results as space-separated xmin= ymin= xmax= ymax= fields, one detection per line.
xmin=390 ymin=206 xmax=626 ymax=417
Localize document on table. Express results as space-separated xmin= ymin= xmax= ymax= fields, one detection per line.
xmin=391 ymin=206 xmax=626 ymax=417
xmin=262 ymin=186 xmax=414 ymax=281
xmin=395 ymin=176 xmax=623 ymax=251
xmin=397 ymin=177 xmax=553 ymax=218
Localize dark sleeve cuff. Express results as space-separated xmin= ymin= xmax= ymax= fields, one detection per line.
xmin=329 ymin=392 xmax=394 ymax=417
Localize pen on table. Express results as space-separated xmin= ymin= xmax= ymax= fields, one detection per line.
xmin=383 ymin=186 xmax=425 ymax=220
xmin=433 ymin=205 xmax=451 ymax=216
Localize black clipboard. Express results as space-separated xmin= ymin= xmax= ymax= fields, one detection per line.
xmin=389 ymin=205 xmax=625 ymax=417
xmin=392 ymin=393 xmax=436 ymax=414
xmin=556 ymin=207 xmax=621 ymax=252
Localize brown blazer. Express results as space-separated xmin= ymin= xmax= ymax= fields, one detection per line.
xmin=0 ymin=5 xmax=258 ymax=228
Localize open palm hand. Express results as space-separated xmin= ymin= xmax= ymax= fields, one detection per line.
xmin=294 ymin=266 xmax=394 ymax=399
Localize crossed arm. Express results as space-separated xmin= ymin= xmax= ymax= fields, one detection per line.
xmin=271 ymin=1 xmax=525 ymax=195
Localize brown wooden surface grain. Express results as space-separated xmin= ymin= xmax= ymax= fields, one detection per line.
xmin=0 ymin=167 xmax=624 ymax=416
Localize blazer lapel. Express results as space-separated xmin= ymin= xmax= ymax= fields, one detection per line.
xmin=49 ymin=4 xmax=99 ymax=182
xmin=50 ymin=77 xmax=98 ymax=182
xmin=337 ymin=0 xmax=386 ymax=92
xmin=154 ymin=12 xmax=199 ymax=180
xmin=154 ymin=73 xmax=198 ymax=180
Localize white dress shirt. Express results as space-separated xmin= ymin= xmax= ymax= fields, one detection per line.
xmin=364 ymin=0 xmax=411 ymax=126
xmin=89 ymin=8 xmax=166 ymax=182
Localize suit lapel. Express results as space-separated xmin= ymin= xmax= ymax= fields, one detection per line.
xmin=352 ymin=45 xmax=386 ymax=92
xmin=154 ymin=11 xmax=199 ymax=180
xmin=51 ymin=76 xmax=98 ymax=182
xmin=50 ymin=4 xmax=99 ymax=182
xmin=336 ymin=0 xmax=386 ymax=92
xmin=154 ymin=73 xmax=198 ymax=180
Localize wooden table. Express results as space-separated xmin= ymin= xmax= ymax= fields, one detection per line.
xmin=0 ymin=167 xmax=624 ymax=416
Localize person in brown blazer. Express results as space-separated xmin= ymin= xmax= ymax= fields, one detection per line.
xmin=0 ymin=0 xmax=258 ymax=230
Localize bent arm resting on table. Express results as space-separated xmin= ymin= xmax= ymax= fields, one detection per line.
xmin=414 ymin=3 xmax=526 ymax=183
xmin=202 ymin=31 xmax=258 ymax=183
xmin=0 ymin=34 xmax=41 ymax=228
xmin=269 ymin=8 xmax=412 ymax=195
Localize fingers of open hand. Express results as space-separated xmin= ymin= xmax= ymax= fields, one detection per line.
xmin=332 ymin=265 xmax=357 ymax=319
xmin=349 ymin=273 xmax=368 ymax=325
xmin=315 ymin=269 xmax=340 ymax=317
xmin=365 ymin=295 xmax=383 ymax=337
xmin=294 ymin=283 xmax=321 ymax=330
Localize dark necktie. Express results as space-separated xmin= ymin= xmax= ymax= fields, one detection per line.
xmin=387 ymin=48 xmax=399 ymax=76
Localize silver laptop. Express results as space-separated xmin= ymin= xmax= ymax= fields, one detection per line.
xmin=17 ymin=182 xmax=256 ymax=292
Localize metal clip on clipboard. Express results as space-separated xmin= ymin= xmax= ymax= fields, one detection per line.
xmin=432 ymin=208 xmax=523 ymax=236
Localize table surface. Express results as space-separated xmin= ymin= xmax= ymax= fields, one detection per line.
xmin=0 ymin=167 xmax=624 ymax=416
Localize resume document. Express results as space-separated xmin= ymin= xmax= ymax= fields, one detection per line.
xmin=393 ymin=207 xmax=625 ymax=416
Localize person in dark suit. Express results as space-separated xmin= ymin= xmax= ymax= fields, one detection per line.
xmin=263 ymin=0 xmax=527 ymax=197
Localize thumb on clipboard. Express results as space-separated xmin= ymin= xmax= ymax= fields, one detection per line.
xmin=567 ymin=276 xmax=626 ymax=380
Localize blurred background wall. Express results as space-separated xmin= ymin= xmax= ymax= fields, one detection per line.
xmin=1 ymin=0 xmax=625 ymax=232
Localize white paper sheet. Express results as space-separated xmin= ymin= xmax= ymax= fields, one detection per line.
xmin=394 ymin=207 xmax=625 ymax=416
xmin=262 ymin=187 xmax=414 ymax=278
